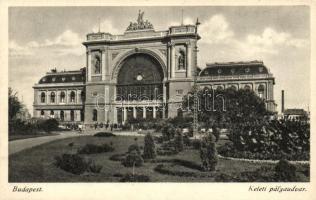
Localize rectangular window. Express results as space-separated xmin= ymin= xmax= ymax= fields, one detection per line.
xmin=176 ymin=89 xmax=183 ymax=95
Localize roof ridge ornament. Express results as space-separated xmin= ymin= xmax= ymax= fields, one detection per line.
xmin=126 ymin=10 xmax=154 ymax=31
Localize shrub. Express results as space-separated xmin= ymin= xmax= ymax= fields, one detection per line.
xmin=127 ymin=144 xmax=141 ymax=154
xmin=183 ymin=135 xmax=191 ymax=146
xmin=40 ymin=118 xmax=59 ymax=132
xmin=161 ymin=124 xmax=176 ymax=141
xmin=274 ymin=159 xmax=297 ymax=181
xmin=89 ymin=162 xmax=103 ymax=173
xmin=122 ymin=150 xmax=144 ymax=167
xmin=156 ymin=147 xmax=177 ymax=156
xmin=77 ymin=143 xmax=114 ymax=154
xmin=191 ymin=139 xmax=201 ymax=149
xmin=200 ymin=137 xmax=218 ymax=171
xmin=174 ymin=132 xmax=184 ymax=152
xmin=54 ymin=153 xmax=90 ymax=175
xmin=120 ymin=174 xmax=150 ymax=182
xmin=143 ymin=133 xmax=156 ymax=159
xmin=93 ymin=132 xmax=116 ymax=137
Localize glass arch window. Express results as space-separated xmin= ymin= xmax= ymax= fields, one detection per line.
xmin=116 ymin=53 xmax=164 ymax=101
xmin=93 ymin=109 xmax=98 ymax=121
xmin=50 ymin=92 xmax=56 ymax=103
xmin=60 ymin=92 xmax=66 ymax=103
xmin=40 ymin=92 xmax=46 ymax=103
xmin=70 ymin=91 xmax=76 ymax=103
xmin=258 ymin=85 xmax=265 ymax=98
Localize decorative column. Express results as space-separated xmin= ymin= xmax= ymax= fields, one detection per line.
xmin=87 ymin=50 xmax=92 ymax=82
xmin=123 ymin=107 xmax=127 ymax=123
xmin=66 ymin=90 xmax=69 ymax=104
xmin=113 ymin=107 xmax=117 ymax=124
xmin=153 ymin=106 xmax=156 ymax=119
xmin=162 ymin=82 xmax=167 ymax=118
xmin=101 ymin=48 xmax=106 ymax=81
xmin=133 ymin=107 xmax=137 ymax=119
xmin=170 ymin=42 xmax=175 ymax=78
xmin=186 ymin=42 xmax=192 ymax=78
xmin=143 ymin=106 xmax=146 ymax=119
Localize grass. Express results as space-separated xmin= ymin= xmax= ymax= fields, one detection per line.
xmin=9 ymin=135 xmax=307 ymax=182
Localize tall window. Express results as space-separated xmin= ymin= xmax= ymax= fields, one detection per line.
xmin=60 ymin=110 xmax=64 ymax=121
xmin=40 ymin=92 xmax=46 ymax=103
xmin=70 ymin=91 xmax=76 ymax=103
xmin=40 ymin=110 xmax=45 ymax=117
xmin=50 ymin=92 xmax=56 ymax=103
xmin=70 ymin=110 xmax=74 ymax=121
xmin=93 ymin=109 xmax=98 ymax=121
xmin=50 ymin=110 xmax=54 ymax=118
xmin=60 ymin=92 xmax=65 ymax=103
xmin=258 ymin=85 xmax=265 ymax=99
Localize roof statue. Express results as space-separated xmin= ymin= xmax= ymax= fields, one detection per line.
xmin=126 ymin=10 xmax=154 ymax=31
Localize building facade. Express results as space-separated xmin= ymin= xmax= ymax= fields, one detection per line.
xmin=33 ymin=11 xmax=276 ymax=124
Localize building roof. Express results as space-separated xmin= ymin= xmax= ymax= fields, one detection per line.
xmin=199 ymin=61 xmax=270 ymax=77
xmin=38 ymin=68 xmax=86 ymax=84
xmin=284 ymin=109 xmax=308 ymax=116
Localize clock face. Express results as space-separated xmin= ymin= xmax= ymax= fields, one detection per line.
xmin=136 ymin=74 xmax=143 ymax=81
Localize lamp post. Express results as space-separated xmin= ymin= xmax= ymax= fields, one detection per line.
xmin=193 ymin=18 xmax=201 ymax=137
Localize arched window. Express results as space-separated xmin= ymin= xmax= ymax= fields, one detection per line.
xmin=216 ymin=85 xmax=224 ymax=91
xmin=70 ymin=110 xmax=74 ymax=121
xmin=60 ymin=92 xmax=65 ymax=103
xmin=40 ymin=110 xmax=45 ymax=116
xmin=70 ymin=91 xmax=76 ymax=103
xmin=40 ymin=92 xmax=46 ymax=103
xmin=60 ymin=110 xmax=64 ymax=121
xmin=50 ymin=92 xmax=55 ymax=103
xmin=93 ymin=109 xmax=98 ymax=121
xmin=50 ymin=110 xmax=54 ymax=118
xmin=258 ymin=85 xmax=265 ymax=98
xmin=244 ymin=85 xmax=251 ymax=90
xmin=229 ymin=85 xmax=237 ymax=91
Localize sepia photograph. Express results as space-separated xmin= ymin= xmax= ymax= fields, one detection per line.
xmin=1 ymin=1 xmax=315 ymax=199
xmin=7 ymin=5 xmax=311 ymax=183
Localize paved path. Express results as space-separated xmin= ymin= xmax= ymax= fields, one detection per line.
xmin=8 ymin=130 xmax=146 ymax=155
xmin=9 ymin=131 xmax=93 ymax=155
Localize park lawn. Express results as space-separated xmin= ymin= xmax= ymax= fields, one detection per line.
xmin=9 ymin=135 xmax=275 ymax=182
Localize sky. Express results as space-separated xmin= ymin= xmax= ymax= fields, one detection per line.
xmin=9 ymin=6 xmax=310 ymax=114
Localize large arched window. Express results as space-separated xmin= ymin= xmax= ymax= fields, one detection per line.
xmin=116 ymin=53 xmax=164 ymax=101
xmin=70 ymin=91 xmax=76 ymax=103
xmin=60 ymin=91 xmax=66 ymax=103
xmin=93 ymin=109 xmax=98 ymax=121
xmin=40 ymin=92 xmax=46 ymax=103
xmin=50 ymin=92 xmax=56 ymax=103
xmin=258 ymin=85 xmax=265 ymax=99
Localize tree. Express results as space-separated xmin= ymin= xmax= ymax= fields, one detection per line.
xmin=143 ymin=133 xmax=156 ymax=159
xmin=183 ymin=87 xmax=269 ymax=125
xmin=8 ymin=87 xmax=22 ymax=121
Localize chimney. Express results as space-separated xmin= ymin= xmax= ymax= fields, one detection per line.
xmin=281 ymin=90 xmax=285 ymax=113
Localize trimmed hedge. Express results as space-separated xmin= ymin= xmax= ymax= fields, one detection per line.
xmin=54 ymin=153 xmax=91 ymax=175
xmin=94 ymin=132 xmax=116 ymax=137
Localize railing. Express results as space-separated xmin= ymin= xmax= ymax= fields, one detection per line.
xmin=198 ymin=74 xmax=274 ymax=81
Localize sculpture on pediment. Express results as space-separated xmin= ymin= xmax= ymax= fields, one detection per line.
xmin=178 ymin=50 xmax=186 ymax=70
xmin=126 ymin=10 xmax=154 ymax=31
